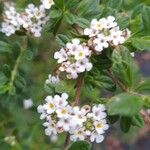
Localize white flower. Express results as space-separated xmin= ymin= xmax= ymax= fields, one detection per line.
xmin=66 ymin=39 xmax=81 ymax=55
xmin=66 ymin=63 xmax=79 ymax=79
xmin=110 ymin=27 xmax=125 ymax=45
xmin=90 ymin=131 xmax=104 ymax=143
xmin=56 ymin=106 xmax=71 ymax=119
xmin=70 ymin=128 xmax=85 ymax=141
xmin=76 ymin=58 xmax=93 ymax=73
xmin=23 ymin=99 xmax=33 ymax=109
xmin=71 ymin=106 xmax=87 ymax=127
xmin=92 ymin=104 xmax=106 ymax=120
xmin=94 ymin=120 xmax=109 ymax=133
xmin=74 ymin=46 xmax=91 ymax=60
xmin=57 ymin=118 xmax=71 ymax=131
xmin=54 ymin=48 xmax=68 ymax=63
xmin=44 ymin=96 xmax=56 ymax=114
xmin=100 ymin=16 xmax=117 ymax=29
xmin=41 ymin=0 xmax=54 ymax=9
xmin=93 ymin=34 xmax=109 ymax=52
xmin=131 ymin=52 xmax=135 ymax=57
xmin=45 ymin=74 xmax=60 ymax=85
xmin=54 ymin=93 xmax=68 ymax=108
xmin=84 ymin=19 xmax=102 ymax=37
xmin=45 ymin=124 xmax=57 ymax=136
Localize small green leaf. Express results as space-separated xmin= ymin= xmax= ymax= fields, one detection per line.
xmin=54 ymin=0 xmax=64 ymax=9
xmin=131 ymin=114 xmax=144 ymax=128
xmin=0 ymin=40 xmax=12 ymax=53
xmin=2 ymin=64 xmax=11 ymax=78
xmin=56 ymin=34 xmax=70 ymax=47
xmin=50 ymin=9 xmax=62 ymax=19
xmin=120 ymin=117 xmax=131 ymax=132
xmin=76 ymin=0 xmax=100 ymax=19
xmin=131 ymin=37 xmax=150 ymax=51
xmin=135 ymin=78 xmax=150 ymax=93
xmin=68 ymin=141 xmax=91 ymax=150
xmin=142 ymin=6 xmax=150 ymax=32
xmin=107 ymin=115 xmax=120 ymax=124
xmin=107 ymin=93 xmax=144 ymax=116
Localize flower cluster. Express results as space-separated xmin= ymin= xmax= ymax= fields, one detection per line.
xmin=1 ymin=2 xmax=51 ymax=37
xmin=54 ymin=39 xmax=93 ymax=79
xmin=52 ymin=16 xmax=131 ymax=80
xmin=20 ymin=4 xmax=49 ymax=37
xmin=37 ymin=93 xmax=109 ymax=143
xmin=45 ymin=74 xmax=60 ymax=85
xmin=1 ymin=3 xmax=22 ymax=36
xmin=84 ymin=16 xmax=131 ymax=52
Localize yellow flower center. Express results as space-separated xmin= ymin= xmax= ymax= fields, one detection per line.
xmin=96 ymin=123 xmax=102 ymax=128
xmin=61 ymin=109 xmax=67 ymax=114
xmin=49 ymin=103 xmax=54 ymax=109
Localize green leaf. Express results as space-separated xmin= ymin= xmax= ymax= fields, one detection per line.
xmin=142 ymin=6 xmax=150 ymax=32
xmin=50 ymin=9 xmax=62 ymax=19
xmin=65 ymin=0 xmax=81 ymax=9
xmin=112 ymin=46 xmax=140 ymax=88
xmin=107 ymin=93 xmax=144 ymax=116
xmin=131 ymin=114 xmax=144 ymax=128
xmin=131 ymin=37 xmax=150 ymax=51
xmin=64 ymin=12 xmax=76 ymax=25
xmin=76 ymin=0 xmax=100 ymax=19
xmin=0 ymin=84 xmax=10 ymax=95
xmin=54 ymin=0 xmax=64 ymax=9
xmin=120 ymin=117 xmax=131 ymax=132
xmin=56 ymin=34 xmax=70 ymax=47
xmin=107 ymin=115 xmax=120 ymax=124
xmin=68 ymin=141 xmax=91 ymax=150
xmin=2 ymin=64 xmax=11 ymax=78
xmin=0 ymin=40 xmax=12 ymax=53
xmin=43 ymin=16 xmax=63 ymax=35
xmin=64 ymin=12 xmax=90 ymax=28
xmin=135 ymin=78 xmax=150 ymax=93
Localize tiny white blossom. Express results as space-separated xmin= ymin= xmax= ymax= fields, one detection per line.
xmin=110 ymin=27 xmax=125 ymax=45
xmin=41 ymin=0 xmax=54 ymax=9
xmin=93 ymin=34 xmax=109 ymax=52
xmin=70 ymin=128 xmax=85 ymax=141
xmin=46 ymin=74 xmax=60 ymax=85
xmin=54 ymin=48 xmax=68 ymax=63
xmin=23 ymin=99 xmax=33 ymax=109
xmin=90 ymin=131 xmax=104 ymax=143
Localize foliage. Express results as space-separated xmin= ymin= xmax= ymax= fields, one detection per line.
xmin=0 ymin=0 xmax=150 ymax=150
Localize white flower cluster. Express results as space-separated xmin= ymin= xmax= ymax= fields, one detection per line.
xmin=84 ymin=16 xmax=131 ymax=52
xmin=1 ymin=4 xmax=22 ymax=36
xmin=20 ymin=4 xmax=49 ymax=37
xmin=53 ymin=16 xmax=131 ymax=80
xmin=37 ymin=93 xmax=109 ymax=143
xmin=54 ymin=39 xmax=93 ymax=79
xmin=1 ymin=2 xmax=51 ymax=37
xmin=45 ymin=74 xmax=60 ymax=84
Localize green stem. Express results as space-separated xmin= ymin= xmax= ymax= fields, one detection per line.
xmin=9 ymin=48 xmax=25 ymax=87
xmin=9 ymin=37 xmax=27 ymax=89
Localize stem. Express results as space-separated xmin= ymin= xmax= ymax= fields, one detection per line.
xmin=64 ymin=133 xmax=70 ymax=150
xmin=9 ymin=48 xmax=25 ymax=88
xmin=106 ymin=68 xmax=127 ymax=92
xmin=64 ymin=74 xmax=84 ymax=150
xmin=73 ymin=74 xmax=84 ymax=106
